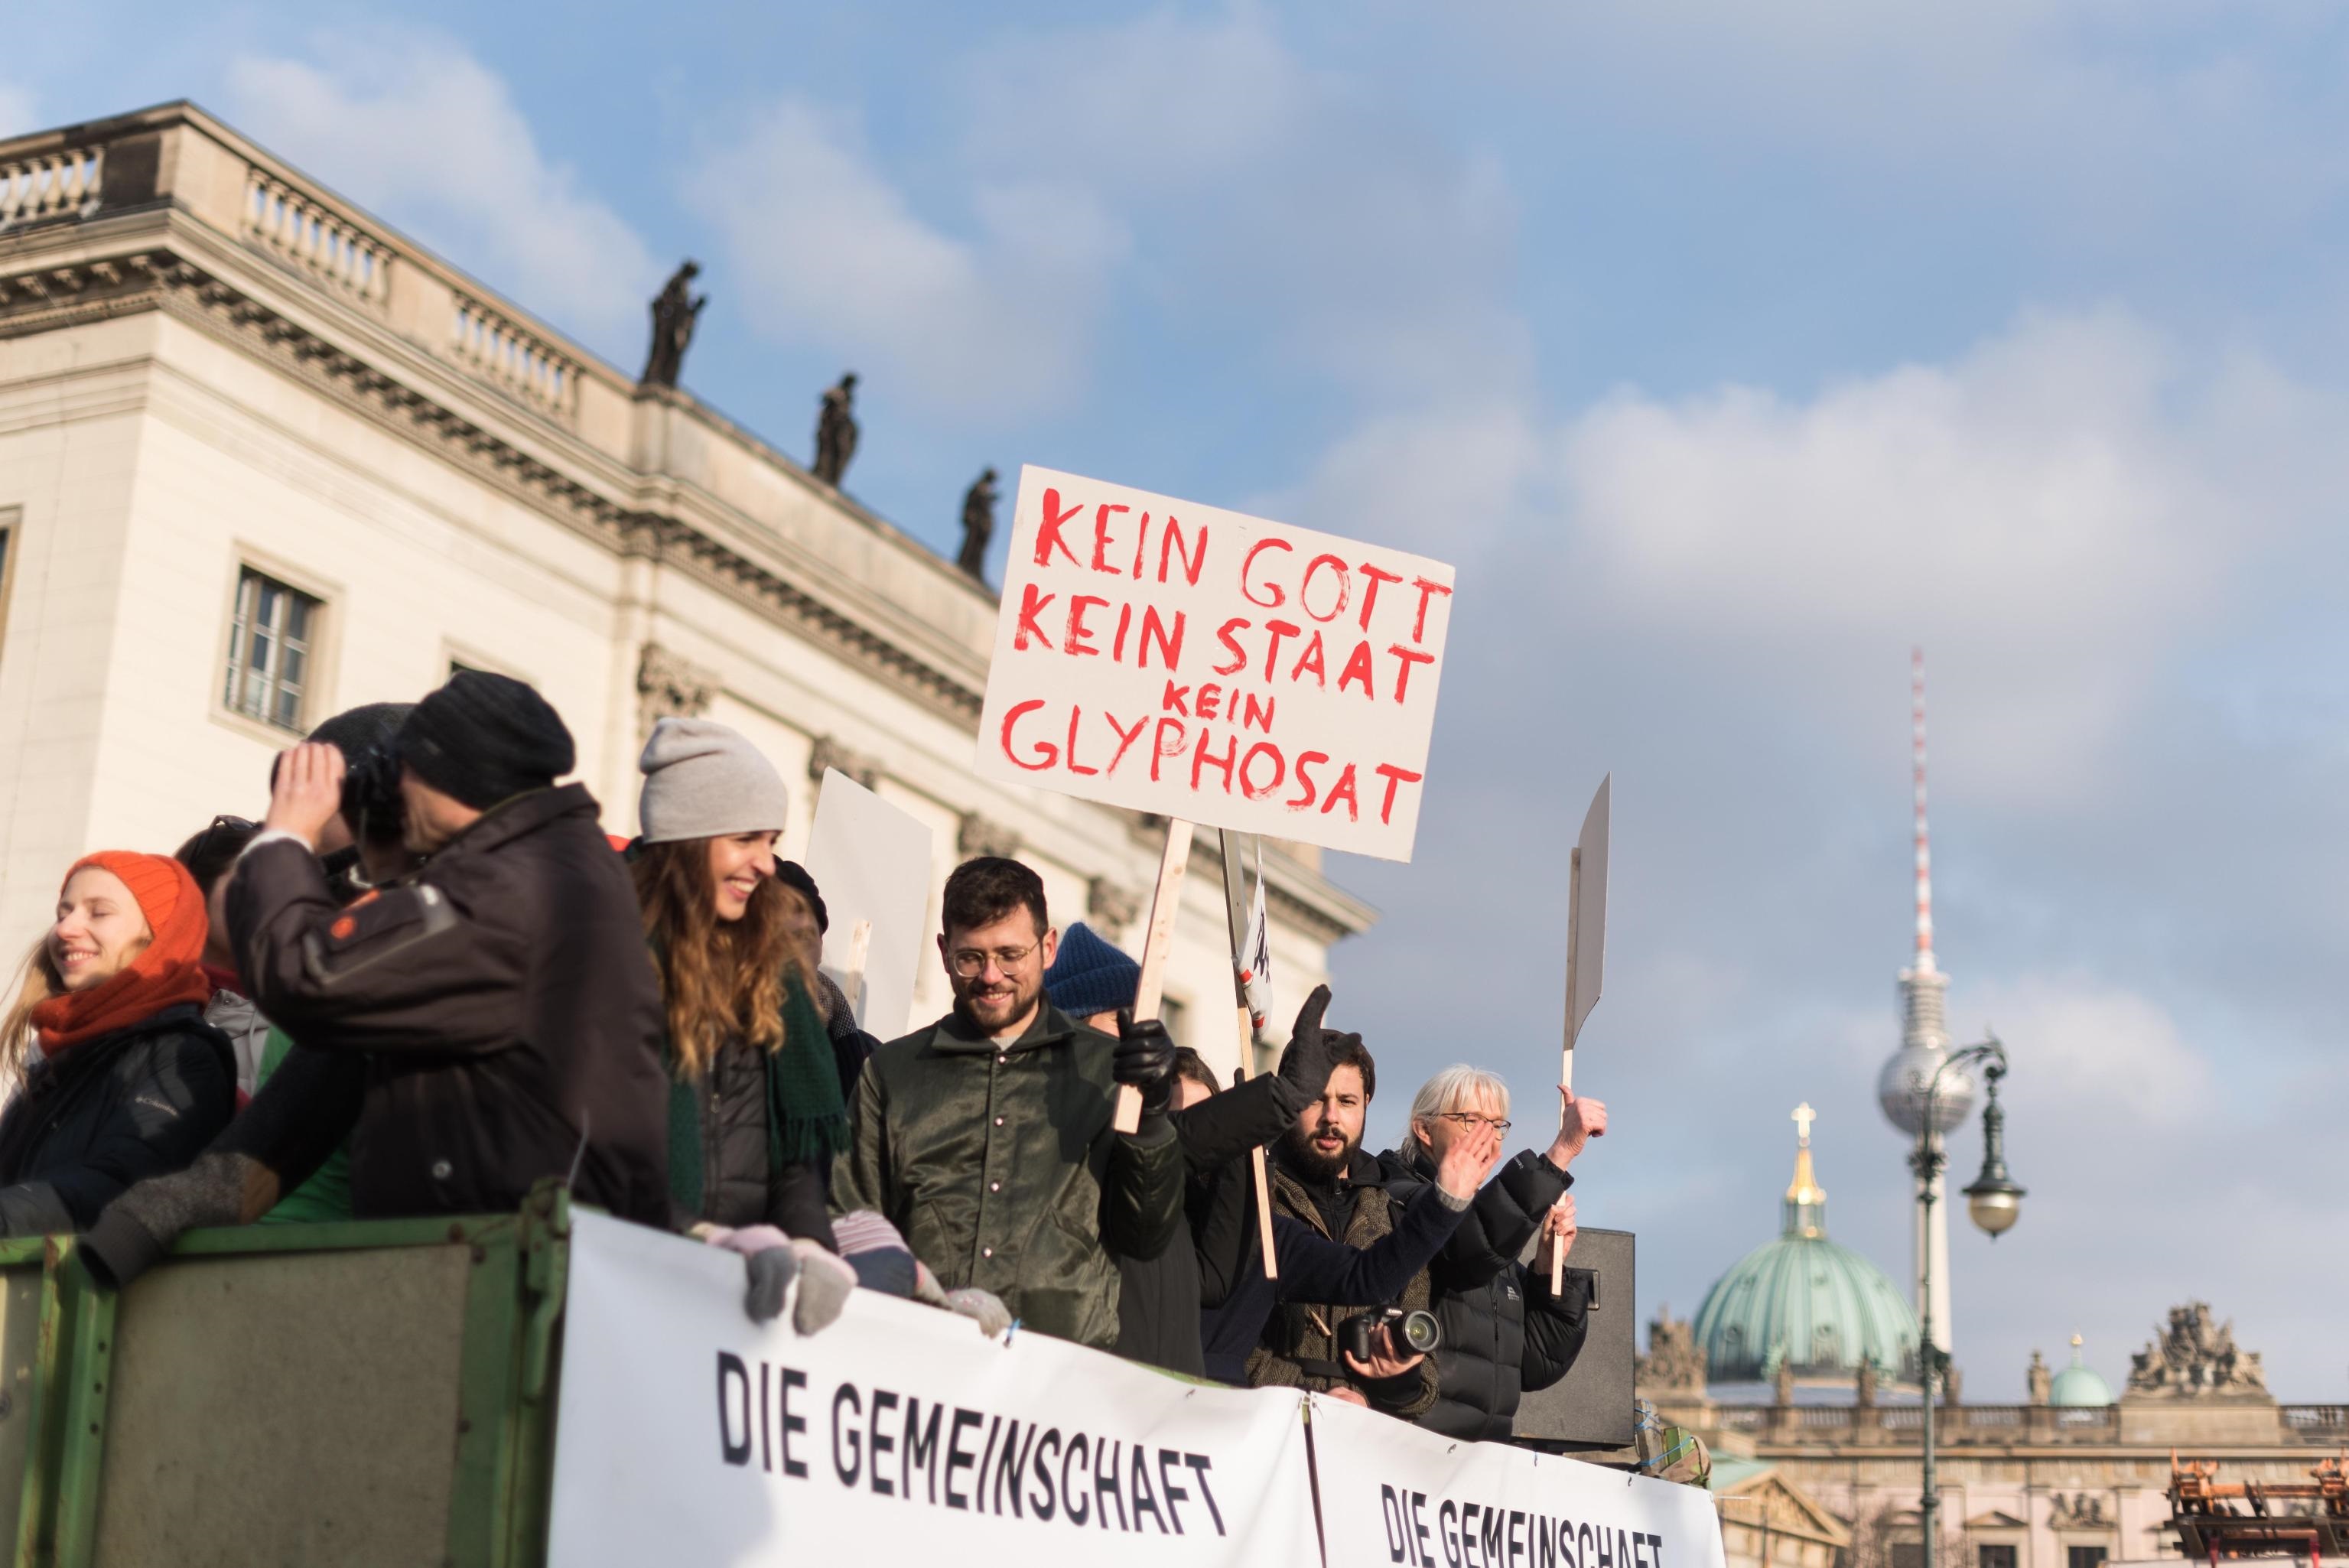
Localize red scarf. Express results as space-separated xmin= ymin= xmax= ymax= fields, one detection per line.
xmin=30 ymin=851 xmax=213 ymax=1058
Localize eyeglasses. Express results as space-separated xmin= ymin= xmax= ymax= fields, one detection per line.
xmin=1437 ymin=1113 xmax=1513 ymax=1134
xmin=949 ymin=942 xmax=1039 ymax=978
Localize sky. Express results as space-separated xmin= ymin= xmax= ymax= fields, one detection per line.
xmin=16 ymin=0 xmax=2349 ymax=1399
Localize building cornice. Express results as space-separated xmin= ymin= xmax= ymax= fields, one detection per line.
xmin=0 ymin=102 xmax=1376 ymax=942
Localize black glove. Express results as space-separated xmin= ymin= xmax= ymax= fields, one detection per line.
xmin=1275 ymin=985 xmax=1338 ymax=1099
xmin=1114 ymin=1008 xmax=1176 ymax=1117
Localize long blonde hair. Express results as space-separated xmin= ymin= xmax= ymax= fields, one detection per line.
xmin=630 ymin=839 xmax=819 ymax=1080
xmin=0 ymin=936 xmax=64 ymax=1086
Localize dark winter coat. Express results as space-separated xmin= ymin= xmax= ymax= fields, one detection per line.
xmin=1378 ymin=1143 xmax=1592 ymax=1443
xmin=1113 ymin=1072 xmax=1304 ymax=1374
xmin=830 ymin=1000 xmax=1185 ymax=1350
xmin=0 ymin=1004 xmax=235 ymax=1235
xmin=1245 ymin=1147 xmax=1440 ymax=1417
xmin=669 ymin=1034 xmax=834 ymax=1244
xmin=1198 ymin=1166 xmax=1472 ymax=1386
xmin=225 ymin=785 xmax=670 ymax=1225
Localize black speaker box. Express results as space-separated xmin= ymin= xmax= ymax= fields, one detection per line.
xmin=1510 ymin=1226 xmax=1635 ymax=1449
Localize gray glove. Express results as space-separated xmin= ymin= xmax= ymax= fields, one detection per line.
xmin=942 ymin=1287 xmax=1013 ymax=1338
xmin=82 ymin=1152 xmax=259 ymax=1291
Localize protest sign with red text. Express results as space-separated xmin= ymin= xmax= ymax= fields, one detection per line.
xmin=976 ymin=466 xmax=1456 ymax=861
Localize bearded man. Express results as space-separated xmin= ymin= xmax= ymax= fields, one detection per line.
xmin=830 ymin=856 xmax=1183 ymax=1348
xmin=1244 ymin=1031 xmax=1440 ymax=1417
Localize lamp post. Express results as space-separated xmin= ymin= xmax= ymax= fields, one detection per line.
xmin=1912 ymin=1038 xmax=2024 ymax=1568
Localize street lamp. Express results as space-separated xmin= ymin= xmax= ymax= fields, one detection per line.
xmin=1912 ymin=1038 xmax=2023 ymax=1568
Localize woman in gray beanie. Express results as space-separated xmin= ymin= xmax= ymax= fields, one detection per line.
xmin=630 ymin=717 xmax=857 ymax=1327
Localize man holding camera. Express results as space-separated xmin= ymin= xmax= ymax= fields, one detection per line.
xmin=1246 ymin=1032 xmax=1463 ymax=1417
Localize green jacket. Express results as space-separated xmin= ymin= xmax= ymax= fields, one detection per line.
xmin=830 ymin=1001 xmax=1185 ymax=1349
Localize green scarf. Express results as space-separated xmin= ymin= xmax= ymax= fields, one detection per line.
xmin=664 ymin=971 xmax=849 ymax=1219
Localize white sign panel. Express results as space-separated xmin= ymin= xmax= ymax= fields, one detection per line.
xmin=976 ymin=465 xmax=1456 ymax=861
xmin=1307 ymin=1392 xmax=1727 ymax=1568
xmin=803 ymin=768 xmax=935 ymax=1040
xmin=549 ymin=1213 xmax=1320 ymax=1568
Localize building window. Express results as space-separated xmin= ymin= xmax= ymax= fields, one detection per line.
xmin=1980 ymin=1546 xmax=2019 ymax=1568
xmin=0 ymin=507 xmax=19 ymax=658
xmin=223 ymin=568 xmax=320 ymax=731
xmin=1160 ymin=994 xmax=1189 ymax=1052
xmin=2067 ymin=1547 xmax=2108 ymax=1568
xmin=1891 ymin=1544 xmax=1924 ymax=1568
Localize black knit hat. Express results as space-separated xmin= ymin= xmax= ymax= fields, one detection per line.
xmin=775 ymin=859 xmax=829 ymax=934
xmin=309 ymin=701 xmax=414 ymax=763
xmin=395 ymin=672 xmax=575 ymax=810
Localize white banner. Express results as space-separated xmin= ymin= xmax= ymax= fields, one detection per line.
xmin=975 ymin=465 xmax=1456 ymax=861
xmin=548 ymin=1212 xmax=1321 ymax=1567
xmin=1307 ymin=1393 xmax=1727 ymax=1568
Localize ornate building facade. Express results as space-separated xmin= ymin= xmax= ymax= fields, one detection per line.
xmin=0 ymin=103 xmax=1373 ymax=1042
xmin=1643 ymin=1121 xmax=2343 ymax=1568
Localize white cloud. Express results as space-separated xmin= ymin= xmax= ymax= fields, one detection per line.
xmin=1277 ymin=308 xmax=2330 ymax=805
xmin=685 ymin=99 xmax=1125 ymax=421
xmin=955 ymin=9 xmax=1532 ymax=403
xmin=224 ymin=31 xmax=658 ymax=356
xmin=1970 ymin=974 xmax=2215 ymax=1129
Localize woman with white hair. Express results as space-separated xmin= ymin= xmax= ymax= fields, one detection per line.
xmin=1376 ymin=1065 xmax=1609 ymax=1442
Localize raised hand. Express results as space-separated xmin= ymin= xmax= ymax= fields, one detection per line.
xmin=263 ymin=741 xmax=348 ymax=848
xmin=1275 ymin=984 xmax=1336 ymax=1098
xmin=1436 ymin=1116 xmax=1503 ymax=1202
xmin=1545 ymin=1085 xmax=1609 ymax=1169
xmin=1113 ymin=1008 xmax=1176 ymax=1115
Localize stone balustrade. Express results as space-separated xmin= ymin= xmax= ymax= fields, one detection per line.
xmin=242 ymin=170 xmax=390 ymax=308
xmin=1713 ymin=1402 xmax=2139 ymax=1444
xmin=448 ymin=292 xmax=579 ymax=418
xmin=0 ymin=145 xmax=102 ymax=229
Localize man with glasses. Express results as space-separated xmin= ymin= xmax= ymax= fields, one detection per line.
xmin=830 ymin=857 xmax=1183 ymax=1349
xmin=1376 ymin=1066 xmax=1609 ymax=1442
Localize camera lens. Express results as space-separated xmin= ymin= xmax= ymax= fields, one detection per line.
xmin=1399 ymin=1309 xmax=1442 ymax=1355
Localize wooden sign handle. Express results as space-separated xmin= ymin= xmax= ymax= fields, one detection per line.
xmin=1215 ymin=829 xmax=1279 ymax=1281
xmin=1554 ymin=845 xmax=1583 ymax=1296
xmin=1112 ymin=818 xmax=1193 ymax=1134
xmin=841 ymin=918 xmax=873 ymax=1029
xmin=1230 ymin=1006 xmax=1280 ymax=1281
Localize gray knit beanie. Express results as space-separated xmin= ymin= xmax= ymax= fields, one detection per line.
xmin=637 ymin=717 xmax=792 ymax=843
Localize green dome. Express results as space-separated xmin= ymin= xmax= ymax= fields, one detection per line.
xmin=1690 ymin=1111 xmax=1921 ymax=1385
xmin=2050 ymin=1339 xmax=2113 ymax=1407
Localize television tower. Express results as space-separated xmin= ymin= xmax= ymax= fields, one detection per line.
xmin=1876 ymin=649 xmax=1973 ymax=1363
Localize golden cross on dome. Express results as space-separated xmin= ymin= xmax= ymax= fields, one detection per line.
xmin=1792 ymin=1102 xmax=1817 ymax=1145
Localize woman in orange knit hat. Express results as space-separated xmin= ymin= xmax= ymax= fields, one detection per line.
xmin=0 ymin=852 xmax=237 ymax=1235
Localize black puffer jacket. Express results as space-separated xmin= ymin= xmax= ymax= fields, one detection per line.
xmin=0 ymin=1004 xmax=235 ymax=1235
xmin=674 ymin=1036 xmax=832 ymax=1243
xmin=1378 ymin=1144 xmax=1591 ymax=1443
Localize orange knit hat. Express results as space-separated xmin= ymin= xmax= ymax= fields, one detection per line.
xmin=30 ymin=851 xmax=213 ymax=1056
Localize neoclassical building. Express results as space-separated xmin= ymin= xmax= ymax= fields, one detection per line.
xmin=0 ymin=102 xmax=1371 ymax=1045
xmin=1643 ymin=1117 xmax=2343 ymax=1568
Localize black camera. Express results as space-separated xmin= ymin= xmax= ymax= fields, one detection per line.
xmin=1338 ymin=1306 xmax=1442 ymax=1362
xmin=339 ymin=743 xmax=405 ymax=847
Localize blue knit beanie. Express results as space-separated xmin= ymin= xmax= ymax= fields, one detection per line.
xmin=1045 ymin=922 xmax=1140 ymax=1019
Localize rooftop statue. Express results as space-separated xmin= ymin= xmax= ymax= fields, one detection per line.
xmin=813 ymin=372 xmax=859 ymax=486
xmin=1637 ymin=1306 xmax=1708 ymax=1397
xmin=2128 ymin=1302 xmax=2268 ymax=1397
xmin=956 ymin=467 xmax=997 ymax=581
xmin=639 ymin=261 xmax=706 ymax=389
